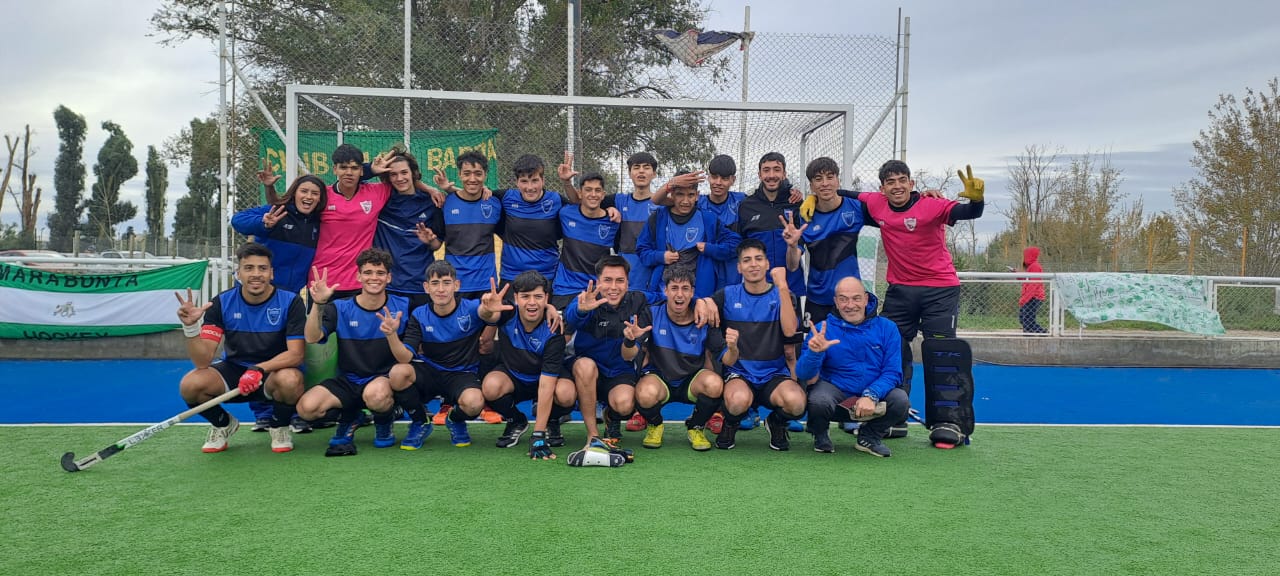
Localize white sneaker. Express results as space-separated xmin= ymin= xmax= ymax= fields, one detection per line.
xmin=269 ymin=426 xmax=293 ymax=453
xmin=202 ymin=415 xmax=240 ymax=453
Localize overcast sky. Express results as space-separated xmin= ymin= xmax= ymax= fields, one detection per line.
xmin=4 ymin=0 xmax=1279 ymax=246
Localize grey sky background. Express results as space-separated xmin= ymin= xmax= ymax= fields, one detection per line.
xmin=4 ymin=0 xmax=1279 ymax=246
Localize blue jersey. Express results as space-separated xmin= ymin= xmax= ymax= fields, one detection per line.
xmin=495 ymin=310 xmax=566 ymax=386
xmin=636 ymin=208 xmax=739 ymax=299
xmin=554 ymin=205 xmax=618 ymax=297
xmin=642 ymin=304 xmax=725 ymax=382
xmin=712 ymin=284 xmax=793 ymax=384
xmin=375 ymin=191 xmax=445 ymax=294
xmin=607 ymin=193 xmax=659 ymax=288
xmin=734 ymin=185 xmax=806 ymax=297
xmin=401 ymin=298 xmax=485 ymax=373
xmin=202 ymin=287 xmax=305 ymax=367
xmin=319 ymin=294 xmax=410 ymax=385
xmin=564 ymin=290 xmax=650 ymax=378
xmin=443 ymin=194 xmax=502 ymax=293
xmin=230 ymin=204 xmax=319 ymax=293
xmin=698 ymin=192 xmax=746 ymax=288
xmin=497 ymin=189 xmax=563 ymax=282
xmin=801 ymin=196 xmax=866 ymax=306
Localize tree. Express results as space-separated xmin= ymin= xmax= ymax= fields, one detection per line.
xmin=167 ymin=117 xmax=221 ymax=245
xmin=2 ymin=126 xmax=42 ymax=248
xmin=48 ymin=105 xmax=88 ymax=252
xmin=1002 ymin=144 xmax=1064 ymax=248
xmin=1174 ymin=78 xmax=1280 ymax=277
xmin=144 ymin=145 xmax=168 ymax=241
xmin=84 ymin=121 xmax=138 ymax=243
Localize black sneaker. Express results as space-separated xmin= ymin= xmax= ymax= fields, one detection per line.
xmin=715 ymin=424 xmax=738 ymax=450
xmin=290 ymin=415 xmax=313 ymax=434
xmin=603 ymin=411 xmax=622 ymax=440
xmin=496 ymin=416 xmax=529 ymax=448
xmin=546 ymin=418 xmax=566 ymax=447
xmin=886 ymin=422 xmax=909 ymax=439
xmin=324 ymin=441 xmax=358 ymax=457
xmin=855 ymin=434 xmax=892 ymax=458
xmin=813 ymin=429 xmax=835 ymax=453
xmin=765 ymin=414 xmax=790 ymax=451
xmin=251 ymin=416 xmax=272 ymax=433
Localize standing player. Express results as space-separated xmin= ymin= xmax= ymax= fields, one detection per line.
xmin=308 ymin=144 xmax=393 ymax=300
xmin=636 ymin=170 xmax=739 ymax=299
xmin=697 ymin=239 xmax=805 ymax=451
xmin=479 ymin=272 xmax=575 ymax=460
xmin=562 ymin=256 xmax=651 ymax=445
xmin=651 ymin=154 xmax=745 ymax=290
xmin=297 ymin=248 xmax=412 ymax=456
xmin=176 ymin=243 xmax=306 ymax=454
xmin=794 ymin=156 xmax=866 ymax=325
xmin=374 ymin=151 xmax=445 ymax=310
xmin=632 ymin=265 xmax=726 ymax=451
xmin=387 ymin=261 xmax=488 ymax=450
xmin=436 ymin=151 xmax=502 ymax=300
xmin=609 ymin=152 xmax=662 ymax=290
xmin=552 ymin=171 xmax=620 ymax=312
xmin=495 ymin=154 xmax=564 ymax=287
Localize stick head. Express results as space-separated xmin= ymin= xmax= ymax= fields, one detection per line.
xmin=61 ymin=452 xmax=81 ymax=473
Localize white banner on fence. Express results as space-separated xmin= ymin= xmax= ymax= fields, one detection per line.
xmin=1054 ymin=273 xmax=1225 ymax=335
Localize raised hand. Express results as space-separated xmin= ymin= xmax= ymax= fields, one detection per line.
xmin=255 ymin=159 xmax=281 ymax=187
xmin=724 ymin=327 xmax=740 ymax=350
xmin=667 ymin=170 xmax=706 ymax=189
xmin=414 ymin=222 xmax=439 ymax=246
xmin=370 ymin=151 xmax=392 ymax=174
xmin=376 ymin=307 xmax=403 ymax=336
xmin=309 ymin=266 xmax=337 ymax=304
xmin=779 ymin=215 xmax=808 ymax=247
xmin=557 ymin=151 xmax=579 ymax=181
xmin=262 ymin=204 xmax=287 ymax=229
xmin=577 ymin=279 xmax=604 ymax=313
xmin=957 ymin=164 xmax=985 ymax=202
xmin=432 ymin=167 xmax=455 ymax=191
xmin=622 ymin=314 xmax=652 ymax=342
xmin=769 ymin=266 xmax=789 ymax=290
xmin=807 ymin=321 xmax=842 ymax=353
xmin=480 ymin=277 xmax=514 ymax=315
xmin=174 ymin=288 xmax=212 ymax=326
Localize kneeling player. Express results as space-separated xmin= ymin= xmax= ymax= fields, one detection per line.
xmin=176 ymin=242 xmax=306 ymax=453
xmin=388 ymin=261 xmax=487 ymax=450
xmin=698 ymin=239 xmax=806 ymax=451
xmin=479 ymin=272 xmax=576 ymax=460
xmin=296 ymin=249 xmax=411 ymax=456
xmin=633 ymin=265 xmax=725 ymax=451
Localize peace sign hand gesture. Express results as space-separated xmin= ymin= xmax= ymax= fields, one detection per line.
xmin=577 ymin=279 xmax=605 ymax=313
xmin=376 ymin=306 xmax=402 ymax=337
xmin=807 ymin=321 xmax=842 ymax=353
xmin=779 ymin=215 xmax=808 ymax=247
xmin=414 ymin=222 xmax=439 ymax=246
xmin=957 ymin=164 xmax=985 ymax=202
xmin=432 ymin=167 xmax=456 ymax=192
xmin=622 ymin=314 xmax=652 ymax=342
xmin=309 ymin=266 xmax=337 ymax=305
xmin=262 ymin=204 xmax=287 ymax=229
xmin=479 ymin=277 xmax=514 ymax=316
xmin=174 ymin=288 xmax=212 ymax=326
xmin=255 ymin=159 xmax=281 ymax=187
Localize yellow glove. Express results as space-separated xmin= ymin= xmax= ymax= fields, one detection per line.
xmin=799 ymin=195 xmax=817 ymax=222
xmin=957 ymin=164 xmax=984 ymax=202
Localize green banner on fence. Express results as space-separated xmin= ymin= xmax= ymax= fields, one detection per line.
xmin=1054 ymin=273 xmax=1226 ymax=335
xmin=256 ymin=128 xmax=500 ymax=190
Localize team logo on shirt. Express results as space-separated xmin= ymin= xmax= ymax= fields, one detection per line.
xmin=542 ymin=198 xmax=554 ymax=214
xmin=266 ymin=307 xmax=282 ymax=326
xmin=904 ymin=217 xmax=917 ymax=231
xmin=685 ymin=227 xmax=699 ymax=243
xmin=360 ymin=200 xmax=373 ymax=214
xmin=481 ymin=203 xmax=494 ymax=219
xmin=457 ymin=314 xmax=472 ymax=332
xmin=530 ymin=336 xmax=542 ymax=348
xmin=841 ymin=211 xmax=856 ymax=227
xmin=598 ymin=224 xmax=611 ymax=239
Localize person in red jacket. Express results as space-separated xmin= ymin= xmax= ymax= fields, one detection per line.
xmin=1018 ymin=246 xmax=1047 ymax=334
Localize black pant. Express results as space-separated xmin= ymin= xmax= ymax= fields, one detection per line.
xmin=805 ymin=381 xmax=909 ymax=441
xmin=1020 ymin=298 xmax=1047 ymax=333
xmin=881 ymin=284 xmax=960 ymax=388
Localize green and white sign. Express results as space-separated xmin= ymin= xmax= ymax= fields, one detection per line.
xmin=1054 ymin=273 xmax=1226 ymax=335
xmin=0 ymin=261 xmax=208 ymax=340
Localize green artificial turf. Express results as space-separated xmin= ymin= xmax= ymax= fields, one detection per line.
xmin=3 ymin=424 xmax=1277 ymax=575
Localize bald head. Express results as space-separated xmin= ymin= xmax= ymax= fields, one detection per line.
xmin=834 ymin=276 xmax=868 ymax=324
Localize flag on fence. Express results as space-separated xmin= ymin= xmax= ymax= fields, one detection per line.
xmin=652 ymin=29 xmax=753 ymax=67
xmin=0 ymin=261 xmax=208 ymax=340
xmin=1053 ymin=273 xmax=1226 ymax=335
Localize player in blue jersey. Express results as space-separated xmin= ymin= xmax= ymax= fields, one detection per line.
xmin=552 ymin=171 xmax=620 ymax=312
xmin=697 ymin=239 xmax=805 ymax=451
xmin=636 ymin=169 xmax=740 ymax=299
xmin=493 ymin=154 xmax=567 ymax=287
xmin=479 ymin=272 xmax=574 ymax=460
xmin=792 ymin=157 xmax=865 ymax=326
xmin=651 ymin=154 xmax=746 ymax=291
xmin=600 ymin=152 xmax=663 ymax=290
xmin=176 ymin=242 xmax=306 ymax=454
xmin=387 ymin=260 xmax=488 ymax=449
xmin=632 ymin=265 xmax=726 ymax=451
xmin=434 ymin=151 xmax=502 ymax=300
xmin=562 ymin=255 xmax=651 ymax=446
xmin=374 ymin=151 xmax=445 ymax=310
xmin=298 ymin=248 xmax=412 ymax=457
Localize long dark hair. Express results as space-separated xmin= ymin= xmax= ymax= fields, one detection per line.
xmin=278 ymin=174 xmax=329 ymax=213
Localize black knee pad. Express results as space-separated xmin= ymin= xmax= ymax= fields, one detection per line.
xmin=922 ymin=337 xmax=974 ymax=446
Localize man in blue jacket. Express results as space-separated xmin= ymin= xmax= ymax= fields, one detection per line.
xmin=797 ymin=276 xmax=907 ymax=457
xmin=636 ymin=170 xmax=739 ymax=298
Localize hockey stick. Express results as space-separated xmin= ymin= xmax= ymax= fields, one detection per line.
xmin=61 ymin=388 xmax=243 ymax=472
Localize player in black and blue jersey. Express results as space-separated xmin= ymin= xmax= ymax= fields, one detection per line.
xmin=297 ymin=248 xmax=411 ymax=457
xmin=479 ymin=271 xmax=574 ymax=460
xmin=632 ymin=265 xmax=726 ymax=451
xmin=176 ymin=242 xmax=306 ymax=454
xmin=698 ymin=239 xmax=806 ymax=451
xmin=793 ymin=156 xmax=866 ymax=325
xmin=552 ymin=171 xmax=620 ymax=312
xmin=374 ymin=151 xmax=445 ymax=311
xmin=437 ymin=151 xmax=502 ymax=300
xmin=387 ymin=260 xmax=488 ymax=450
xmin=605 ymin=152 xmax=663 ymax=290
xmin=494 ymin=154 xmax=566 ymax=288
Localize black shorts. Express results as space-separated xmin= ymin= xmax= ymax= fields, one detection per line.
xmin=317 ymin=376 xmax=368 ymax=411
xmin=641 ymin=368 xmax=708 ymax=405
xmin=410 ymin=362 xmax=480 ymax=403
xmin=882 ymin=284 xmax=960 ymax=340
xmin=210 ymin=361 xmax=269 ymax=403
xmin=805 ymin=300 xmax=835 ymax=329
xmin=724 ymin=372 xmax=794 ymax=410
xmin=387 ymin=290 xmax=431 ymax=312
xmin=489 ymin=364 xmax=540 ymax=403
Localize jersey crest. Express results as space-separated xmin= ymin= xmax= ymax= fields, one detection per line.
xmin=542 ymin=198 xmax=555 ymax=214
xmin=841 ymin=210 xmax=856 ymax=227
xmin=360 ymin=200 xmax=373 ymax=214
xmin=598 ymin=224 xmax=611 ymax=239
xmin=481 ymin=203 xmax=494 ymax=219
xmin=904 ymin=217 xmax=917 ymax=231
xmin=266 ymin=307 xmax=282 ymax=326
xmin=685 ymin=226 xmax=699 ymax=243
xmin=457 ymin=313 xmax=472 ymax=332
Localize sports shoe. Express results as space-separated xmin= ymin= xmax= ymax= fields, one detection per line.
xmin=855 ymin=434 xmax=892 ymax=458
xmin=765 ymin=415 xmax=790 ymax=451
xmin=400 ymin=421 xmax=432 ymax=450
xmin=626 ymin=412 xmax=647 ymax=432
xmin=642 ymin=423 xmax=664 ymax=449
xmin=715 ymin=425 xmax=738 ymax=450
xmin=603 ymin=411 xmax=622 ymax=440
xmin=496 ymin=416 xmax=529 ymax=448
xmin=812 ymin=429 xmax=834 ymax=453
xmin=787 ymin=419 xmax=804 ymax=432
xmin=886 ymin=423 xmax=909 ymax=439
xmin=446 ymin=418 xmax=472 ymax=447
xmin=546 ymin=418 xmax=565 ymax=447
xmin=480 ymin=407 xmax=504 ymax=424
xmin=354 ymin=411 xmax=373 ymax=428
xmin=706 ymin=412 xmax=725 ymax=434
xmin=433 ymin=404 xmax=452 ymax=426
xmin=686 ymin=427 xmax=712 ymax=451
xmin=202 ymin=416 xmax=240 ymax=453
xmin=251 ymin=416 xmax=272 ymax=433
xmin=739 ymin=407 xmax=761 ymax=430
xmin=325 ymin=420 xmax=358 ymax=457
xmin=269 ymin=426 xmax=293 ymax=453
xmin=373 ymin=421 xmax=397 ymax=448
xmin=290 ymin=415 xmax=313 ymax=434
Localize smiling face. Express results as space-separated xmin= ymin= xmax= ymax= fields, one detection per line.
xmin=810 ymin=170 xmax=839 ymax=203
xmin=237 ymin=255 xmax=274 ymax=298
xmin=879 ymin=171 xmax=914 ymax=207
xmin=758 ymin=160 xmax=785 ymax=192
xmin=834 ymin=277 xmax=868 ymax=324
xmin=580 ymin=179 xmax=605 ymax=210
xmin=386 ymin=159 xmax=415 ymax=194
xmin=459 ymin=161 xmax=487 ymax=196
xmin=736 ymin=247 xmax=768 ymax=284
xmin=629 ymin=163 xmax=655 ymax=189
xmin=670 ymin=186 xmax=698 ymax=217
xmin=708 ymin=173 xmax=735 ymax=200
xmin=334 ymin=160 xmax=363 ymax=192
xmin=515 ymin=171 xmax=545 ymax=202
xmin=515 ymin=286 xmax=547 ymax=324
xmin=358 ymin=262 xmax=390 ymax=296
xmin=424 ymin=272 xmax=458 ymax=308
xmin=597 ymin=265 xmax=629 ymax=306
xmin=292 ymin=181 xmax=322 ymax=215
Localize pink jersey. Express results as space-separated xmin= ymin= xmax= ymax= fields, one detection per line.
xmin=859 ymin=192 xmax=959 ymax=287
xmin=310 ymin=182 xmax=392 ymax=291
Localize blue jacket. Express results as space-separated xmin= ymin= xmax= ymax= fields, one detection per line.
xmin=231 ymin=204 xmax=319 ymax=293
xmin=796 ymin=291 xmax=902 ymax=400
xmin=636 ymin=207 xmax=739 ymax=299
